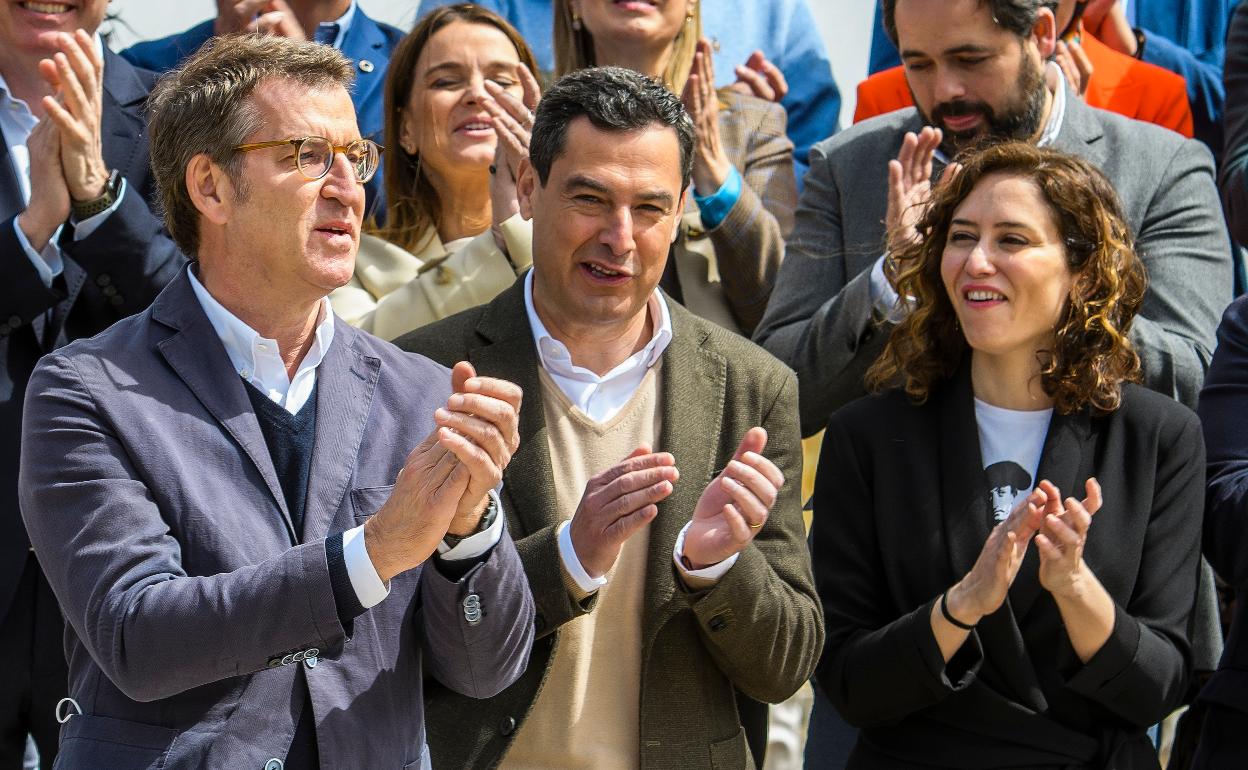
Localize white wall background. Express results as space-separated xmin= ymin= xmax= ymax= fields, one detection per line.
xmin=105 ymin=0 xmax=876 ymax=125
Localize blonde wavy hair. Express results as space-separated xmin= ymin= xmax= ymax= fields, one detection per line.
xmin=865 ymin=142 xmax=1146 ymax=415
xmin=553 ymin=0 xmax=701 ymax=93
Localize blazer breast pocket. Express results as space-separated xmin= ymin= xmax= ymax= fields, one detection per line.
xmin=350 ymin=484 xmax=396 ymax=524
xmin=55 ymin=713 xmax=177 ymax=769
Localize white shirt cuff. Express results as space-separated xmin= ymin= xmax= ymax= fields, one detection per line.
xmin=869 ymin=254 xmax=909 ymax=323
xmin=557 ymin=519 xmax=608 ymax=595
xmin=343 ymin=523 xmax=390 ymax=610
xmin=71 ymin=177 xmax=127 ymax=241
xmin=673 ymin=521 xmax=739 ymax=584
xmin=436 ymin=489 xmax=505 ymax=560
xmin=14 ymin=218 xmax=64 ymax=286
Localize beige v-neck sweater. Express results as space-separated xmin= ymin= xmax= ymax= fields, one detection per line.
xmin=501 ymin=363 xmax=664 ymax=770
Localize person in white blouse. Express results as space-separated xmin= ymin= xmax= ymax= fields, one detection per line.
xmin=398 ymin=65 xmax=821 ymax=770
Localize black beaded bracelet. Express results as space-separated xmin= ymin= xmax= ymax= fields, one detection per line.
xmin=940 ymin=591 xmax=976 ymax=631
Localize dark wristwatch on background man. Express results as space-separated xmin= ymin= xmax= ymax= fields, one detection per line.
xmin=71 ymin=168 xmax=121 ymax=220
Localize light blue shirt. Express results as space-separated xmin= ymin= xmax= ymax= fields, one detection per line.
xmin=414 ymin=0 xmax=842 ymax=186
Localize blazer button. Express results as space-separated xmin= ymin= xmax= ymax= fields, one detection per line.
xmin=8 ymin=315 xmax=20 ymax=328
xmin=708 ymin=615 xmax=728 ymax=632
xmin=264 ymin=759 xmax=284 ymax=770
xmin=101 ymin=285 xmax=117 ymax=297
xmin=109 ymin=295 xmax=125 ymax=307
xmin=95 ymin=274 xmax=111 ymax=286
xmin=499 ymin=716 xmax=516 ymax=736
xmin=464 ymin=594 xmax=482 ymax=625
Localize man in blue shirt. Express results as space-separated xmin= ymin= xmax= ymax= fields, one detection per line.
xmin=416 ymin=0 xmax=841 ymax=186
xmin=122 ymin=0 xmax=402 ymax=216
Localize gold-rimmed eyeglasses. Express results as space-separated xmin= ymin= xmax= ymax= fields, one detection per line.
xmin=232 ymin=136 xmax=384 ymax=183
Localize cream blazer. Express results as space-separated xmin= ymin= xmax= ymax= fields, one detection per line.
xmin=330 ymin=214 xmax=533 ymax=342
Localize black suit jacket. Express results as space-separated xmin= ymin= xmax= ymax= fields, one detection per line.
xmin=1197 ymin=295 xmax=1248 ymax=751
xmin=811 ymin=363 xmax=1204 ymax=769
xmin=0 ymin=49 xmax=185 ymax=620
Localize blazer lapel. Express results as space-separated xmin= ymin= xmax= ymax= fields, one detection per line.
xmin=937 ymin=362 xmax=1047 ymax=711
xmin=473 ymin=282 xmax=560 ymax=536
xmin=645 ymin=302 xmax=726 ymax=637
xmin=1009 ymin=407 xmax=1094 ymax=622
xmin=1051 ymin=86 xmax=1107 ymax=166
xmin=301 ymin=321 xmax=381 ymax=542
xmin=339 ymin=13 xmax=388 ymax=140
xmin=100 ymin=50 xmax=149 ymax=181
xmin=153 ymin=270 xmax=296 ymax=543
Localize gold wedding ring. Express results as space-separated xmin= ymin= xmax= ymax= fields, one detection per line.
xmin=749 ymin=522 xmax=764 ymax=529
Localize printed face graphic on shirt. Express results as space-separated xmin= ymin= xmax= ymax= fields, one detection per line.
xmin=985 ymin=460 xmax=1033 ymax=523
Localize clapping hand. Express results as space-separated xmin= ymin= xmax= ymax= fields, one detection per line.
xmin=364 ymin=362 xmax=521 ymax=582
xmin=682 ymin=428 xmax=784 ymax=569
xmin=215 ymin=0 xmax=307 ymax=39
xmin=1034 ymin=478 xmax=1103 ymax=599
xmin=944 ymin=487 xmax=1046 ymax=626
xmin=37 ymin=30 xmax=109 ymax=204
xmin=682 ymin=38 xmax=733 ymax=196
xmin=568 ymin=446 xmax=679 ymax=579
xmin=483 ymin=64 xmax=541 ymax=238
xmin=729 ymin=50 xmax=788 ymax=103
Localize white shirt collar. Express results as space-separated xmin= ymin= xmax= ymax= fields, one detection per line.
xmin=523 ymin=269 xmax=673 ymax=422
xmin=934 ymin=61 xmax=1067 ymax=165
xmin=188 ymin=267 xmax=335 ymax=414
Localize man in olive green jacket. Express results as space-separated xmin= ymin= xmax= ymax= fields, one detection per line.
xmin=397 ymin=67 xmax=822 ymax=769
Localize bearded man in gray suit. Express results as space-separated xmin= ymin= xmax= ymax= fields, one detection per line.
xmin=755 ymin=0 xmax=1232 ymax=437
xmin=18 ymin=35 xmax=533 ymax=770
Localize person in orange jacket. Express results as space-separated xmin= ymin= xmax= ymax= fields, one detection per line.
xmin=855 ymin=0 xmax=1194 ymax=137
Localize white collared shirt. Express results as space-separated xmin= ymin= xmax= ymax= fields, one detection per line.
xmin=1 ymin=35 xmax=126 ymax=287
xmin=525 ymin=270 xmax=737 ymax=592
xmin=523 ymin=269 xmax=673 ymax=423
xmin=187 ymin=268 xmax=501 ymax=611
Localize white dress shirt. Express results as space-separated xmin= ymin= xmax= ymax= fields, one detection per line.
xmin=869 ymin=62 xmax=1070 ymax=317
xmin=0 ymin=36 xmax=126 ymax=288
xmin=187 ymin=269 xmax=502 ymax=610
xmin=524 ymin=270 xmax=739 ymax=593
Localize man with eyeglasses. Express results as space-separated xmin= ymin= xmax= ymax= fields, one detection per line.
xmin=17 ymin=34 xmax=535 ymax=770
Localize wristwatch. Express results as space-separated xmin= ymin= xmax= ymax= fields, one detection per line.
xmin=71 ymin=169 xmax=121 ymax=220
xmin=443 ymin=492 xmax=499 ymax=548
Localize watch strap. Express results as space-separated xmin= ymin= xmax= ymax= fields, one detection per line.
xmin=442 ymin=492 xmax=499 ymax=548
xmin=71 ymin=169 xmax=120 ymax=220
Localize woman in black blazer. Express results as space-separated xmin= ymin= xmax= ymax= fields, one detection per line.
xmin=811 ymin=142 xmax=1205 ymax=769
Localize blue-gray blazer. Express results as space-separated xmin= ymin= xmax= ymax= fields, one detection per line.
xmin=18 ymin=268 xmax=534 ymax=769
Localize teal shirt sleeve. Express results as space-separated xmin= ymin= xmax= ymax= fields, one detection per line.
xmin=692 ymin=166 xmax=743 ymax=230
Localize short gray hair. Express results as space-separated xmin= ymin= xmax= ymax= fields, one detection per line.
xmin=147 ymin=34 xmax=355 ymax=256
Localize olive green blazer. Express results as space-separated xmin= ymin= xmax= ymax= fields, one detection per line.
xmin=395 ymin=280 xmax=822 ymax=770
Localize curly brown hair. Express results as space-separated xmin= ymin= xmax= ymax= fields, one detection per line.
xmin=865 ymin=142 xmax=1146 ymax=414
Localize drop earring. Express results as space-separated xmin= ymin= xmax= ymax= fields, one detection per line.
xmin=572 ymin=11 xmax=582 ymax=31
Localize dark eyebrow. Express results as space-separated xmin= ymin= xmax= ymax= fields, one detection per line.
xmin=563 ymin=174 xmax=675 ymax=208
xmin=901 ymin=43 xmax=993 ymax=59
xmin=423 ymin=62 xmax=465 ymax=77
xmin=952 ymin=217 xmax=1040 ymax=231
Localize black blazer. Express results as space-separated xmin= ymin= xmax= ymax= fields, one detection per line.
xmin=811 ymin=363 xmax=1204 ymax=770
xmin=1196 ymin=294 xmax=1248 ymax=763
xmin=0 ymin=50 xmax=185 ymax=620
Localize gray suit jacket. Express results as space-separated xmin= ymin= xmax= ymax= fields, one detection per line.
xmin=17 ymin=268 xmax=535 ymax=769
xmin=754 ymin=87 xmax=1233 ymax=437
